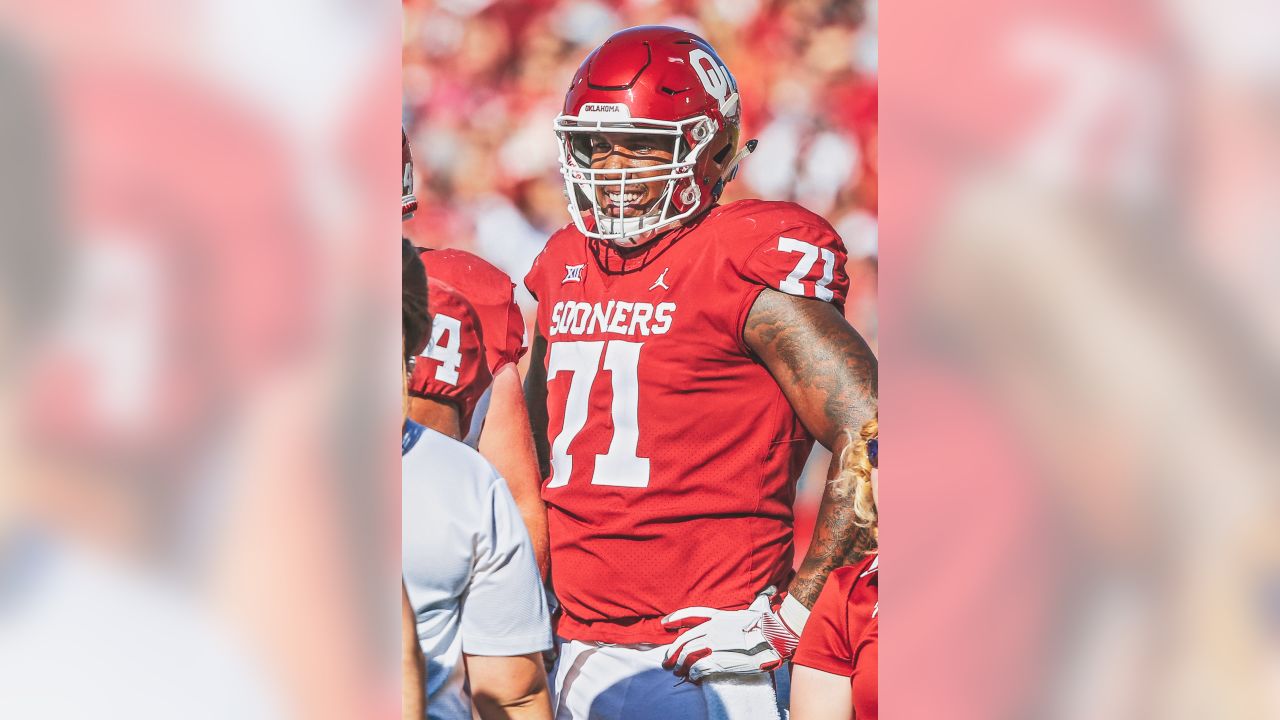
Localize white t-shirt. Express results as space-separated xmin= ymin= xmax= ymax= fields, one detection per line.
xmin=402 ymin=421 xmax=551 ymax=720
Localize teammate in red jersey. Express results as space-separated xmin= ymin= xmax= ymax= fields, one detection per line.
xmin=417 ymin=249 xmax=528 ymax=438
xmin=404 ymin=130 xmax=549 ymax=577
xmin=407 ymin=272 xmax=493 ymax=436
xmin=523 ymin=26 xmax=877 ymax=716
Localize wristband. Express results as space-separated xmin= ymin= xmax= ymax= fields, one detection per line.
xmin=778 ymin=594 xmax=811 ymax=635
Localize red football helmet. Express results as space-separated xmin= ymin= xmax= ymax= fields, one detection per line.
xmin=555 ymin=26 xmax=749 ymax=246
xmin=402 ymin=126 xmax=418 ymax=220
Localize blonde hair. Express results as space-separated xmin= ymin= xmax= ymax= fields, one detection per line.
xmin=836 ymin=415 xmax=878 ymax=529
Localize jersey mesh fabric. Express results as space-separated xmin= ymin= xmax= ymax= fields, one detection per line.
xmin=525 ymin=199 xmax=850 ymax=644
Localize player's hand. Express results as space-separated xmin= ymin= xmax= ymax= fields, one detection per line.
xmin=659 ymin=586 xmax=803 ymax=682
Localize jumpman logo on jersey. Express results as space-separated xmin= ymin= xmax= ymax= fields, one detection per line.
xmin=649 ymin=267 xmax=671 ymax=291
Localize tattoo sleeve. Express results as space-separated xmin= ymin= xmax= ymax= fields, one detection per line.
xmin=524 ymin=329 xmax=552 ymax=480
xmin=743 ymin=288 xmax=878 ymax=608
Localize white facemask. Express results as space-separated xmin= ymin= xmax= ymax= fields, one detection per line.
xmin=555 ymin=109 xmax=720 ymax=247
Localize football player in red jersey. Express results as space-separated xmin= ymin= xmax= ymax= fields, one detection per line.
xmin=406 ymin=272 xmax=493 ymax=437
xmin=403 ymin=130 xmax=550 ymax=577
xmin=523 ymin=26 xmax=878 ymax=716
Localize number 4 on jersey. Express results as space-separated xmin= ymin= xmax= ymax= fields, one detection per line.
xmin=423 ymin=313 xmax=463 ymax=384
xmin=546 ymin=340 xmax=650 ymax=489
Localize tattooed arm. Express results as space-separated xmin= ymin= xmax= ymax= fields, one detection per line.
xmin=744 ymin=288 xmax=878 ymax=608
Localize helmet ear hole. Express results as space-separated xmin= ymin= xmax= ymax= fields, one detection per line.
xmin=712 ymin=143 xmax=732 ymax=164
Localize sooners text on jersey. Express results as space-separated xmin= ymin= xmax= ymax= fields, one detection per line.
xmin=525 ymin=199 xmax=850 ymax=644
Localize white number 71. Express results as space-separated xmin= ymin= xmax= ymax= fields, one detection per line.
xmin=778 ymin=236 xmax=836 ymax=301
xmin=545 ymin=340 xmax=650 ymax=489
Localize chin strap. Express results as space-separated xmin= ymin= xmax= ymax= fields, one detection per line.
xmin=711 ymin=139 xmax=758 ymax=202
xmin=722 ymin=138 xmax=758 ymax=183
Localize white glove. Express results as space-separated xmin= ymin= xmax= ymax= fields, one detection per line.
xmin=660 ymin=586 xmax=807 ymax=682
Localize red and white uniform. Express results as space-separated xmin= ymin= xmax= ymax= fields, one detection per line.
xmin=408 ymin=276 xmax=490 ymax=429
xmin=524 ymin=199 xmax=849 ymax=644
xmin=420 ymin=249 xmax=527 ymax=378
xmin=792 ymin=554 xmax=879 ymax=720
xmin=410 ymin=249 xmax=527 ymax=433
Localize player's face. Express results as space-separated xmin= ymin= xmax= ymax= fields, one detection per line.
xmin=585 ymin=133 xmax=675 ymax=218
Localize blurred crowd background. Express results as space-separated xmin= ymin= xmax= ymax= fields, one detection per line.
xmin=402 ymin=0 xmax=879 ymax=346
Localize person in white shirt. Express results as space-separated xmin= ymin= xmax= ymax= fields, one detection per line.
xmin=402 ymin=239 xmax=553 ymax=720
xmin=404 ymin=581 xmax=426 ymax=719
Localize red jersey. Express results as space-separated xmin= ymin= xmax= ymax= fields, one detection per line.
xmin=793 ymin=554 xmax=879 ymax=720
xmin=420 ymin=249 xmax=527 ymax=376
xmin=411 ymin=249 xmax=528 ymax=432
xmin=523 ymin=199 xmax=850 ymax=644
xmin=408 ymin=277 xmax=491 ymax=429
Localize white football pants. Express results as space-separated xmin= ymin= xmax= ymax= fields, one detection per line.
xmin=551 ymin=638 xmax=790 ymax=720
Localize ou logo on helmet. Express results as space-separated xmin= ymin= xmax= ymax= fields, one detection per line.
xmin=689 ymin=49 xmax=736 ymax=116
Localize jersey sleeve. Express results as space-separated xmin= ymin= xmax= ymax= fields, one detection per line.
xmin=408 ymin=280 xmax=492 ymax=428
xmin=738 ymin=210 xmax=850 ymax=308
xmin=460 ymin=469 xmax=553 ymax=656
xmin=523 ymin=247 xmax=549 ymax=303
xmin=485 ymin=285 xmax=527 ymax=373
xmin=419 ymin=248 xmax=528 ymax=374
xmin=523 ymin=223 xmax=576 ymax=304
xmin=792 ymin=566 xmax=856 ymax=676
